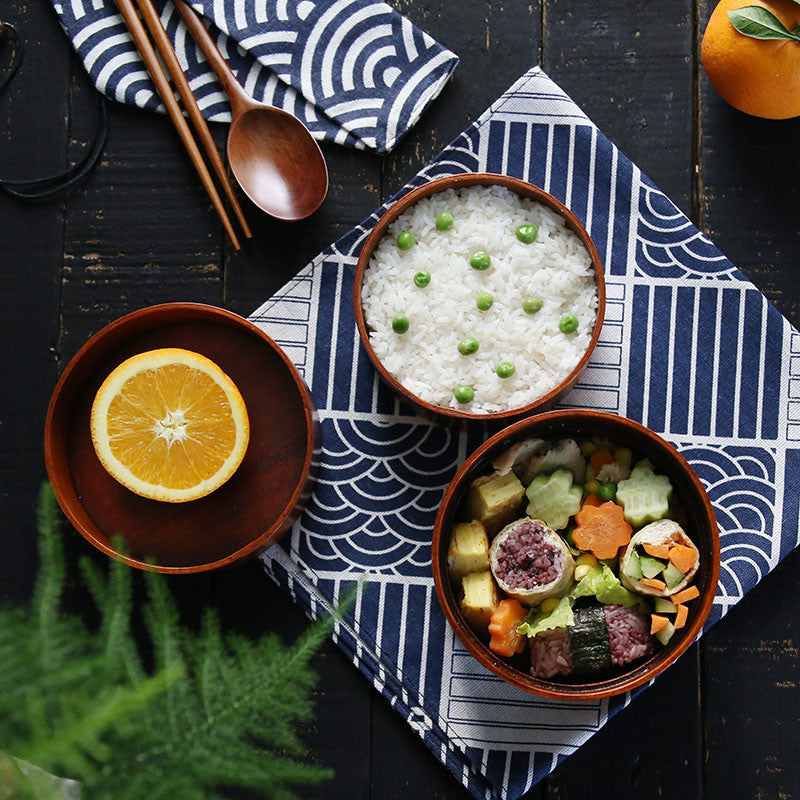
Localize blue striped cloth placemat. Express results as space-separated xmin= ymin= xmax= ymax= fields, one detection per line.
xmin=248 ymin=66 xmax=800 ymax=800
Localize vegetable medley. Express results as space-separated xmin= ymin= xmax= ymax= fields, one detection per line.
xmin=448 ymin=437 xmax=701 ymax=679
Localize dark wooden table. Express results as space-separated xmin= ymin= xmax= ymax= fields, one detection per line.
xmin=2 ymin=1 xmax=798 ymax=798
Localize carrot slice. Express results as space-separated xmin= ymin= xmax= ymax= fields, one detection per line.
xmin=488 ymin=599 xmax=528 ymax=657
xmin=674 ymin=604 xmax=689 ymax=630
xmin=650 ymin=614 xmax=669 ymax=634
xmin=590 ymin=448 xmax=614 ymax=473
xmin=668 ymin=544 xmax=697 ymax=574
xmin=640 ymin=577 xmax=667 ymax=591
xmin=670 ymin=585 xmax=700 ymax=605
xmin=643 ymin=543 xmax=671 ymax=559
xmin=572 ymin=501 xmax=632 ymax=560
xmin=582 ymin=494 xmax=602 ymax=508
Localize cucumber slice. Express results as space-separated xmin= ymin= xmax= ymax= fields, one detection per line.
xmin=654 ymin=597 xmax=677 ymax=614
xmin=525 ymin=468 xmax=582 ymax=530
xmin=625 ymin=551 xmax=642 ymax=580
xmin=616 ymin=463 xmax=672 ymax=527
xmin=663 ymin=561 xmax=685 ymax=589
xmin=639 ymin=554 xmax=667 ymax=579
xmin=655 ymin=619 xmax=676 ymax=646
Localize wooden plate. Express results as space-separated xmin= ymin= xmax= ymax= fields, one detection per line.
xmin=353 ymin=173 xmax=606 ymax=422
xmin=431 ymin=410 xmax=720 ymax=700
xmin=44 ymin=303 xmax=320 ymax=573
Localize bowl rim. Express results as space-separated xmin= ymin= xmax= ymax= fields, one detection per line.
xmin=431 ymin=409 xmax=721 ymax=700
xmin=353 ymin=172 xmax=606 ymax=421
xmin=43 ymin=302 xmax=318 ymax=573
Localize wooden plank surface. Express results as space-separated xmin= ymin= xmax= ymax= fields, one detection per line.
xmin=0 ymin=1 xmax=69 ymax=602
xmin=697 ymin=2 xmax=800 ymax=797
xmin=1 ymin=1 xmax=798 ymax=799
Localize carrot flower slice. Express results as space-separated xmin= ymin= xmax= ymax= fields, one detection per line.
xmin=572 ymin=501 xmax=633 ymax=560
xmin=488 ymin=598 xmax=529 ymax=657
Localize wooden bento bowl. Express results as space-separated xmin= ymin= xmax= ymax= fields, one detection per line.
xmin=353 ymin=173 xmax=606 ymax=422
xmin=431 ymin=410 xmax=720 ymax=700
xmin=44 ymin=303 xmax=320 ymax=573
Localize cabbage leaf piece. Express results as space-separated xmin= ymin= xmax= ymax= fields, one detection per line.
xmin=570 ymin=564 xmax=649 ymax=611
xmin=517 ymin=595 xmax=575 ymax=638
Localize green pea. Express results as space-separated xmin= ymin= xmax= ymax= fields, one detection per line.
xmin=457 ymin=337 xmax=479 ymax=356
xmin=496 ymin=361 xmax=516 ymax=379
xmin=597 ymin=482 xmax=617 ymax=501
xmin=476 ymin=292 xmax=494 ymax=311
xmin=453 ymin=385 xmax=474 ymax=404
xmin=397 ymin=231 xmax=415 ymax=250
xmin=392 ymin=314 xmax=409 ymax=334
xmin=413 ymin=270 xmax=431 ymax=288
xmin=435 ymin=211 xmax=454 ymax=231
xmin=559 ymin=314 xmax=579 ymax=334
xmin=523 ymin=297 xmax=543 ymax=314
xmin=516 ymin=224 xmax=538 ymax=244
xmin=470 ymin=251 xmax=491 ymax=270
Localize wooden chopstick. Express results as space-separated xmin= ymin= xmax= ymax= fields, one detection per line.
xmin=134 ymin=0 xmax=252 ymax=240
xmin=115 ymin=0 xmax=241 ymax=250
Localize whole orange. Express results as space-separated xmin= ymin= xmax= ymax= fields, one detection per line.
xmin=701 ymin=0 xmax=800 ymax=119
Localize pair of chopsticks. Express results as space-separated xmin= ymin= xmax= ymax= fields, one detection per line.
xmin=116 ymin=0 xmax=251 ymax=249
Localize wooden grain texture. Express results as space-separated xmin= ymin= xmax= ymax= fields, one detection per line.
xmin=543 ymin=0 xmax=694 ymax=215
xmin=2 ymin=1 xmax=800 ymax=799
xmin=0 ymin=0 xmax=69 ymax=602
xmin=697 ymin=2 xmax=800 ymax=798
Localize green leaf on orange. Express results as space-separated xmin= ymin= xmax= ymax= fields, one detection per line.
xmin=728 ymin=6 xmax=800 ymax=41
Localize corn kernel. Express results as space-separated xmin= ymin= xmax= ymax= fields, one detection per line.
xmin=574 ymin=564 xmax=593 ymax=581
xmin=614 ymin=447 xmax=633 ymax=467
xmin=585 ymin=464 xmax=596 ymax=482
xmin=540 ymin=596 xmax=560 ymax=614
xmin=580 ymin=441 xmax=597 ymax=456
xmin=585 ymin=479 xmax=601 ymax=495
xmin=575 ymin=553 xmax=598 ymax=568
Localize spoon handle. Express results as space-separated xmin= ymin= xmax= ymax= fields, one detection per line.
xmin=171 ymin=0 xmax=253 ymax=117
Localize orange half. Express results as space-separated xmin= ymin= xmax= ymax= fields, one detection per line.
xmin=90 ymin=348 xmax=250 ymax=502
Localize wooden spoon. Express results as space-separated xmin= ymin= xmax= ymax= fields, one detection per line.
xmin=172 ymin=0 xmax=328 ymax=221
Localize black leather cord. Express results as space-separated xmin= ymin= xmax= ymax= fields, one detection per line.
xmin=0 ymin=21 xmax=108 ymax=201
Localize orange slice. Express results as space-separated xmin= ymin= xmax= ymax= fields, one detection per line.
xmin=90 ymin=348 xmax=249 ymax=502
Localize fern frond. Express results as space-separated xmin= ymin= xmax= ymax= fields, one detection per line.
xmin=17 ymin=663 xmax=182 ymax=776
xmin=32 ymin=484 xmax=65 ymax=671
xmin=142 ymin=570 xmax=183 ymax=671
xmin=79 ymin=556 xmax=143 ymax=684
xmin=4 ymin=483 xmax=340 ymax=799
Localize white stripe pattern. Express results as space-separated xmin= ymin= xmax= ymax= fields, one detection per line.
xmin=52 ymin=0 xmax=458 ymax=153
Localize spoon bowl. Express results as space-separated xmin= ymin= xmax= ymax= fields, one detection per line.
xmin=228 ymin=106 xmax=328 ymax=221
xmin=174 ymin=0 xmax=328 ymax=221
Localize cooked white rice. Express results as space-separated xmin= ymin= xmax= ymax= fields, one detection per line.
xmin=361 ymin=185 xmax=598 ymax=413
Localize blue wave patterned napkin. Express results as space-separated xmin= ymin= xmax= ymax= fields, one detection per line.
xmin=50 ymin=0 xmax=458 ymax=152
xmin=249 ymin=66 xmax=800 ymax=800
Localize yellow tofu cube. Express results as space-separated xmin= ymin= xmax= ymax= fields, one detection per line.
xmin=464 ymin=471 xmax=525 ymax=535
xmin=460 ymin=570 xmax=499 ymax=631
xmin=447 ymin=521 xmax=490 ymax=580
